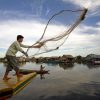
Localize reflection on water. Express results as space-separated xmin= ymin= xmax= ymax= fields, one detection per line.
xmin=59 ymin=63 xmax=74 ymax=70
xmin=86 ymin=63 xmax=100 ymax=69
xmin=0 ymin=62 xmax=100 ymax=100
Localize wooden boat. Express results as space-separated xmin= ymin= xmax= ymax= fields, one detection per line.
xmin=19 ymin=69 xmax=49 ymax=74
xmin=0 ymin=71 xmax=36 ymax=99
xmin=19 ymin=65 xmax=49 ymax=75
xmin=0 ymin=65 xmax=49 ymax=99
xmin=19 ymin=65 xmax=50 ymax=80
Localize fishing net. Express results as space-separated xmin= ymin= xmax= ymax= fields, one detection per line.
xmin=26 ymin=8 xmax=87 ymax=57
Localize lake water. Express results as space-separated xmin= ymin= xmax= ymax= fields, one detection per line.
xmin=0 ymin=62 xmax=100 ymax=100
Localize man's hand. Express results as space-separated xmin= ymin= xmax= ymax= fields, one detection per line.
xmin=33 ymin=44 xmax=42 ymax=48
xmin=22 ymin=51 xmax=28 ymax=57
xmin=30 ymin=43 xmax=44 ymax=48
xmin=24 ymin=52 xmax=28 ymax=57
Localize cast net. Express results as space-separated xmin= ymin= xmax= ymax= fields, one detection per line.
xmin=26 ymin=8 xmax=87 ymax=57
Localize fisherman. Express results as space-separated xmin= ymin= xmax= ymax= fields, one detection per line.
xmin=40 ymin=65 xmax=45 ymax=71
xmin=3 ymin=35 xmax=41 ymax=80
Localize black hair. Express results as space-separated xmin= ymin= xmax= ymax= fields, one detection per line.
xmin=17 ymin=35 xmax=24 ymax=40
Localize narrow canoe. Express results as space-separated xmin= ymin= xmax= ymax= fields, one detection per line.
xmin=0 ymin=71 xmax=36 ymax=99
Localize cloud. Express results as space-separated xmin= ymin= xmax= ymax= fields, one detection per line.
xmin=58 ymin=24 xmax=100 ymax=56
xmin=0 ymin=19 xmax=100 ymax=57
xmin=62 ymin=0 xmax=100 ymax=17
xmin=96 ymin=22 xmax=100 ymax=26
xmin=0 ymin=10 xmax=39 ymax=20
xmin=30 ymin=0 xmax=46 ymax=17
xmin=45 ymin=8 xmax=51 ymax=16
xmin=0 ymin=0 xmax=47 ymax=20
xmin=0 ymin=18 xmax=68 ymax=57
xmin=62 ymin=0 xmax=100 ymax=9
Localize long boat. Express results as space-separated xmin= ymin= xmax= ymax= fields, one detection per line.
xmin=0 ymin=70 xmax=36 ymax=99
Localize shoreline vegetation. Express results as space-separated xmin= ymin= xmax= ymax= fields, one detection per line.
xmin=0 ymin=54 xmax=100 ymax=65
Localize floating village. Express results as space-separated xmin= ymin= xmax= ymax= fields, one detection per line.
xmin=0 ymin=54 xmax=100 ymax=65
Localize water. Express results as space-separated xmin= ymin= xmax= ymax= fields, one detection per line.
xmin=0 ymin=62 xmax=100 ymax=100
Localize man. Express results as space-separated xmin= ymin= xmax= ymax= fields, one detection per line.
xmin=3 ymin=35 xmax=41 ymax=80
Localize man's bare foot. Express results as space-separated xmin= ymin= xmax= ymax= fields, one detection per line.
xmin=3 ymin=77 xmax=11 ymax=80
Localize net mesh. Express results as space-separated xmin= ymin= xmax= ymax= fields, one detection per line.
xmin=25 ymin=8 xmax=87 ymax=57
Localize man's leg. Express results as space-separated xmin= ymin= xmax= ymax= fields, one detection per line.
xmin=13 ymin=57 xmax=23 ymax=77
xmin=6 ymin=56 xmax=23 ymax=78
xmin=16 ymin=69 xmax=23 ymax=77
xmin=3 ymin=56 xmax=13 ymax=80
xmin=3 ymin=68 xmax=11 ymax=80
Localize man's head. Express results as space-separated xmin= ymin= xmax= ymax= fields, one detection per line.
xmin=17 ymin=35 xmax=24 ymax=43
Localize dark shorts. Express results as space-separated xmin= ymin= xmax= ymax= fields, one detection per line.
xmin=6 ymin=55 xmax=19 ymax=72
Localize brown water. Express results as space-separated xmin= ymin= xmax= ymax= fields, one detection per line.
xmin=0 ymin=62 xmax=100 ymax=100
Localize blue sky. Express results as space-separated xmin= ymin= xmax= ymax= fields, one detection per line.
xmin=0 ymin=0 xmax=100 ymax=57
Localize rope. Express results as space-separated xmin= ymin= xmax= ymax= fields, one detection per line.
xmin=30 ymin=16 xmax=81 ymax=57
xmin=26 ymin=8 xmax=87 ymax=57
xmin=30 ymin=47 xmax=58 ymax=57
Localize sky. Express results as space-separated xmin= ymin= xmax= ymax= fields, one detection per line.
xmin=0 ymin=0 xmax=100 ymax=57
